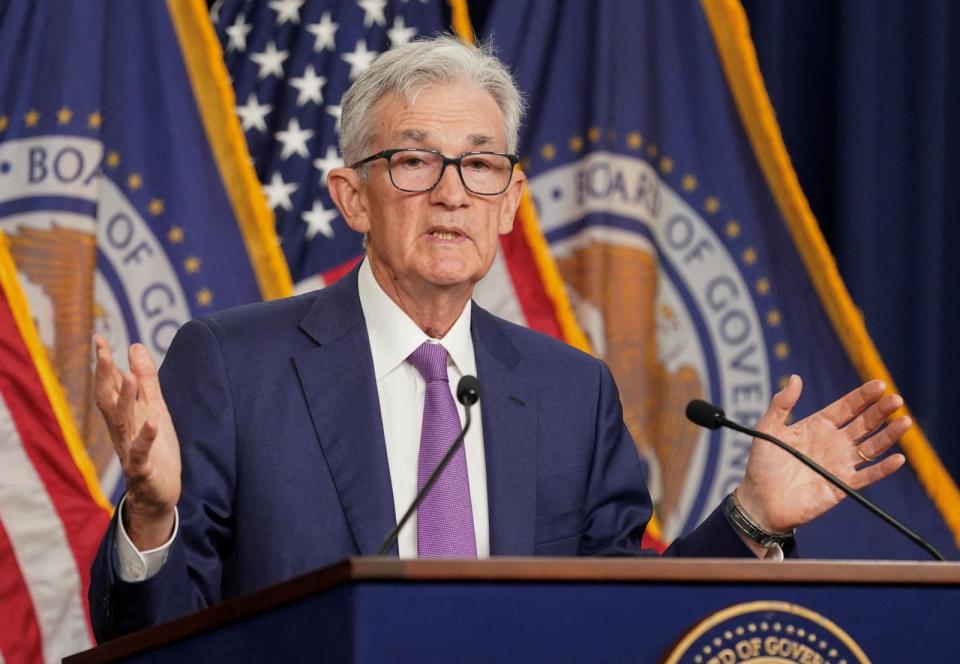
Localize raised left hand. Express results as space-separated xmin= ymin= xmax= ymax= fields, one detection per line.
xmin=735 ymin=375 xmax=909 ymax=535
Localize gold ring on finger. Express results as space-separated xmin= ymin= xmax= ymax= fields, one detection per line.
xmin=857 ymin=447 xmax=876 ymax=462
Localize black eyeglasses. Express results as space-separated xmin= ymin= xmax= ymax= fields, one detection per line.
xmin=350 ymin=148 xmax=520 ymax=196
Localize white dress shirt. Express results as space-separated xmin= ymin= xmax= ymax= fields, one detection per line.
xmin=116 ymin=258 xmax=489 ymax=580
xmin=357 ymin=259 xmax=489 ymax=558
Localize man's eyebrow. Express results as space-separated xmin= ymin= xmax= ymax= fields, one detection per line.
xmin=467 ymin=133 xmax=496 ymax=147
xmin=396 ymin=128 xmax=428 ymax=143
xmin=392 ymin=129 xmax=500 ymax=149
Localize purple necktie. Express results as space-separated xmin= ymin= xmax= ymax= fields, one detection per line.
xmin=408 ymin=342 xmax=477 ymax=558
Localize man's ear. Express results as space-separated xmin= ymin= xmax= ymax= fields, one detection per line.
xmin=497 ymin=168 xmax=525 ymax=235
xmin=328 ymin=167 xmax=370 ymax=234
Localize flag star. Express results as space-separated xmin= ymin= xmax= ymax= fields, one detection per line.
xmin=306 ymin=12 xmax=338 ymax=52
xmin=225 ymin=14 xmax=252 ymax=52
xmin=290 ymin=65 xmax=326 ymax=106
xmin=263 ymin=172 xmax=298 ymax=210
xmin=276 ymin=118 xmax=314 ymax=159
xmin=358 ymin=0 xmax=388 ymax=27
xmin=184 ymin=256 xmax=201 ymax=274
xmin=387 ymin=16 xmax=417 ymax=47
xmin=342 ymin=39 xmax=378 ymax=80
xmin=268 ymin=0 xmax=303 ymax=25
xmin=250 ymin=40 xmax=289 ymax=80
xmin=326 ymin=104 xmax=342 ymax=132
xmin=302 ymin=200 xmax=338 ymax=240
xmin=312 ymin=146 xmax=344 ymax=186
xmin=236 ymin=93 xmax=272 ymax=132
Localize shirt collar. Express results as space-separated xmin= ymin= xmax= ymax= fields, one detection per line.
xmin=357 ymin=258 xmax=475 ymax=381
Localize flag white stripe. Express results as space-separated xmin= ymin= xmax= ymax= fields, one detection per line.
xmin=0 ymin=393 xmax=92 ymax=663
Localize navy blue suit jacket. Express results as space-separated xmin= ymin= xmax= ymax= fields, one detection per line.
xmin=89 ymin=267 xmax=751 ymax=642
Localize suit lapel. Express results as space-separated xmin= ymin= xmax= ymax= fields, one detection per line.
xmin=293 ymin=269 xmax=397 ymax=555
xmin=472 ymin=307 xmax=538 ymax=555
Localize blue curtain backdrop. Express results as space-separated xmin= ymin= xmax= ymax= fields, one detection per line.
xmin=459 ymin=0 xmax=960 ymax=485
xmin=740 ymin=0 xmax=960 ymax=483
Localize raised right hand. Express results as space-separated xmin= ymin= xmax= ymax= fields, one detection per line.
xmin=94 ymin=335 xmax=181 ymax=550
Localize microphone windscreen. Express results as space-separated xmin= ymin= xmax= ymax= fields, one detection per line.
xmin=686 ymin=399 xmax=724 ymax=430
xmin=457 ymin=375 xmax=481 ymax=406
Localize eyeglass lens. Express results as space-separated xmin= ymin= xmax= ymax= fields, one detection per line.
xmin=388 ymin=150 xmax=513 ymax=194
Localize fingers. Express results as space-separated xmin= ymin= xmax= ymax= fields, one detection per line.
xmin=842 ymin=393 xmax=904 ymax=441
xmin=96 ymin=338 xmax=162 ymax=455
xmin=760 ymin=374 xmax=802 ymax=429
xmin=818 ymin=379 xmax=886 ymax=427
xmin=111 ymin=370 xmax=139 ymax=447
xmin=856 ymin=415 xmax=912 ymax=463
xmin=850 ymin=452 xmax=907 ymax=490
xmin=128 ymin=343 xmax=163 ymax=406
xmin=93 ymin=335 xmax=123 ymax=415
xmin=127 ymin=418 xmax=159 ymax=471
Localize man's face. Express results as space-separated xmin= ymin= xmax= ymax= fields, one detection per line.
xmin=344 ymin=83 xmax=523 ymax=297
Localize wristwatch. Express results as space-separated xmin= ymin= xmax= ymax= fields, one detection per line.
xmin=722 ymin=492 xmax=795 ymax=549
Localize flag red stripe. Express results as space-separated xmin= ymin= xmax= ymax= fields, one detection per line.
xmin=641 ymin=530 xmax=666 ymax=553
xmin=0 ymin=516 xmax=44 ymax=664
xmin=321 ymin=255 xmax=363 ymax=286
xmin=499 ymin=218 xmax=564 ymax=339
xmin=0 ymin=294 xmax=108 ymax=641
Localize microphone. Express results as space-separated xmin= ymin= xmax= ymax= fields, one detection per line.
xmin=377 ymin=375 xmax=482 ymax=556
xmin=456 ymin=375 xmax=480 ymax=407
xmin=686 ymin=399 xmax=945 ymax=561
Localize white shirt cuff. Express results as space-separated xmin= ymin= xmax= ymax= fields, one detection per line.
xmin=764 ymin=544 xmax=785 ymax=562
xmin=114 ymin=494 xmax=179 ymax=582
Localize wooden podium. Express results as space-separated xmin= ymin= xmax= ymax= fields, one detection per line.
xmin=66 ymin=558 xmax=960 ymax=663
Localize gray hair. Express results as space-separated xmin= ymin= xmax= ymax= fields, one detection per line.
xmin=338 ymin=34 xmax=525 ymax=167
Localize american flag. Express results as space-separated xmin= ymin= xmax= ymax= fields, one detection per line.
xmin=212 ymin=0 xmax=446 ymax=289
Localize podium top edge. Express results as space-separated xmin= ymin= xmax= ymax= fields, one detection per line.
xmin=67 ymin=558 xmax=960 ymax=664
xmin=345 ymin=556 xmax=960 ymax=584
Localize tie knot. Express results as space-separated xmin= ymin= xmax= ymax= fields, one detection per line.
xmin=408 ymin=342 xmax=449 ymax=382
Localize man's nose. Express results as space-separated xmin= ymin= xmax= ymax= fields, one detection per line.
xmin=430 ymin=160 xmax=468 ymax=207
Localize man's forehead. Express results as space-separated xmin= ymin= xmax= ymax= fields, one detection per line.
xmin=371 ymin=84 xmax=506 ymax=148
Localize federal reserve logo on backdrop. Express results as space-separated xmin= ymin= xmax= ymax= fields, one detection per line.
xmin=664 ymin=601 xmax=870 ymax=664
xmin=0 ymin=114 xmax=191 ymax=493
xmin=529 ymin=144 xmax=790 ymax=539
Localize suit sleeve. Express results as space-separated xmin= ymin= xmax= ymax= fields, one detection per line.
xmin=580 ymin=360 xmax=757 ymax=558
xmin=89 ymin=318 xmax=237 ymax=642
xmin=578 ymin=361 xmax=655 ymax=556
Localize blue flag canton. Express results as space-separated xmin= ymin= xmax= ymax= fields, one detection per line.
xmin=212 ymin=0 xmax=445 ymax=282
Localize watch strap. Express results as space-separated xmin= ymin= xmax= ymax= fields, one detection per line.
xmin=722 ymin=492 xmax=796 ymax=549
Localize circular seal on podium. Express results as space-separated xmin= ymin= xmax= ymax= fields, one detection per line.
xmin=664 ymin=600 xmax=869 ymax=664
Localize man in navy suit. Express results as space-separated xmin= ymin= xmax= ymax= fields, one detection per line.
xmin=89 ymin=36 xmax=909 ymax=642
